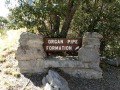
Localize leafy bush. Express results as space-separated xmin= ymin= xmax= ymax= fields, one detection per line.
xmin=71 ymin=0 xmax=120 ymax=58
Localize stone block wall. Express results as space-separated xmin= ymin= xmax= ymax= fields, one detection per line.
xmin=16 ymin=32 xmax=103 ymax=79
xmin=78 ymin=32 xmax=103 ymax=78
xmin=16 ymin=32 xmax=46 ymax=73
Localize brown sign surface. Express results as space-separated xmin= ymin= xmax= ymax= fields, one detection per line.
xmin=43 ymin=38 xmax=82 ymax=52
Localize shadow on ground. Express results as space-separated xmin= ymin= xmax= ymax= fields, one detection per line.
xmin=23 ymin=64 xmax=120 ymax=90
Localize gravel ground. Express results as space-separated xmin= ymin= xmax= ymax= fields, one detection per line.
xmin=67 ymin=65 xmax=120 ymax=90
xmin=24 ymin=64 xmax=120 ymax=90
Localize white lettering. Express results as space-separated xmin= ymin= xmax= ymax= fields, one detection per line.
xmin=48 ymin=40 xmax=51 ymax=44
xmin=67 ymin=40 xmax=71 ymax=44
xmin=48 ymin=40 xmax=63 ymax=44
xmin=46 ymin=46 xmax=72 ymax=51
xmin=46 ymin=46 xmax=49 ymax=50
xmin=67 ymin=40 xmax=78 ymax=44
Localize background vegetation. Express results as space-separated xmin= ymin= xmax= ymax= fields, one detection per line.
xmin=2 ymin=0 xmax=120 ymax=58
xmin=0 ymin=16 xmax=9 ymax=35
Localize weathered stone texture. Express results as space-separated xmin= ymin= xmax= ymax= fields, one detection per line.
xmin=16 ymin=32 xmax=46 ymax=73
xmin=44 ymin=60 xmax=89 ymax=68
xmin=60 ymin=68 xmax=102 ymax=79
xmin=78 ymin=32 xmax=103 ymax=78
xmin=82 ymin=32 xmax=102 ymax=49
xmin=78 ymin=32 xmax=102 ymax=62
xmin=42 ymin=70 xmax=70 ymax=90
xmin=18 ymin=59 xmax=46 ymax=73
xmin=16 ymin=32 xmax=46 ymax=61
xmin=78 ymin=48 xmax=100 ymax=62
xmin=16 ymin=32 xmax=103 ymax=79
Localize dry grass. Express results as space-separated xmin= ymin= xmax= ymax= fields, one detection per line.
xmin=0 ymin=29 xmax=26 ymax=52
xmin=1 ymin=78 xmax=12 ymax=86
xmin=24 ymin=86 xmax=30 ymax=90
xmin=1 ymin=79 xmax=8 ymax=86
xmin=40 ymin=87 xmax=44 ymax=90
xmin=2 ymin=68 xmax=13 ymax=75
xmin=0 ymin=57 xmax=6 ymax=63
xmin=0 ymin=78 xmax=14 ymax=90
xmin=12 ymin=70 xmax=21 ymax=78
xmin=0 ymin=29 xmax=26 ymax=78
xmin=2 ymin=68 xmax=21 ymax=78
xmin=3 ymin=61 xmax=13 ymax=68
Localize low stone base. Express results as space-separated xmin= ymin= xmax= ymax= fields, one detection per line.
xmin=18 ymin=59 xmax=46 ymax=73
xmin=18 ymin=58 xmax=102 ymax=79
xmin=60 ymin=68 xmax=102 ymax=79
xmin=16 ymin=32 xmax=103 ymax=79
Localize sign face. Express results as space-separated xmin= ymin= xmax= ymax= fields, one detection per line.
xmin=43 ymin=38 xmax=82 ymax=52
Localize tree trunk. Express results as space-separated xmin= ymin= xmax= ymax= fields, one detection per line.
xmin=51 ymin=13 xmax=60 ymax=37
xmin=60 ymin=0 xmax=80 ymax=38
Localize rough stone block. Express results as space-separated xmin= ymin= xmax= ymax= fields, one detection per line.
xmin=18 ymin=59 xmax=45 ymax=73
xmin=16 ymin=32 xmax=46 ymax=61
xmin=60 ymin=68 xmax=102 ymax=79
xmin=78 ymin=48 xmax=100 ymax=62
xmin=42 ymin=70 xmax=70 ymax=90
xmin=44 ymin=60 xmax=89 ymax=68
xmin=84 ymin=32 xmax=103 ymax=38
xmin=77 ymin=69 xmax=102 ymax=79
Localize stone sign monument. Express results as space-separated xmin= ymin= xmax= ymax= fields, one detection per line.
xmin=16 ymin=32 xmax=103 ymax=79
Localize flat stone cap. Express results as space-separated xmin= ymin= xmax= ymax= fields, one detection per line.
xmin=84 ymin=32 xmax=103 ymax=38
xmin=20 ymin=32 xmax=43 ymax=39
